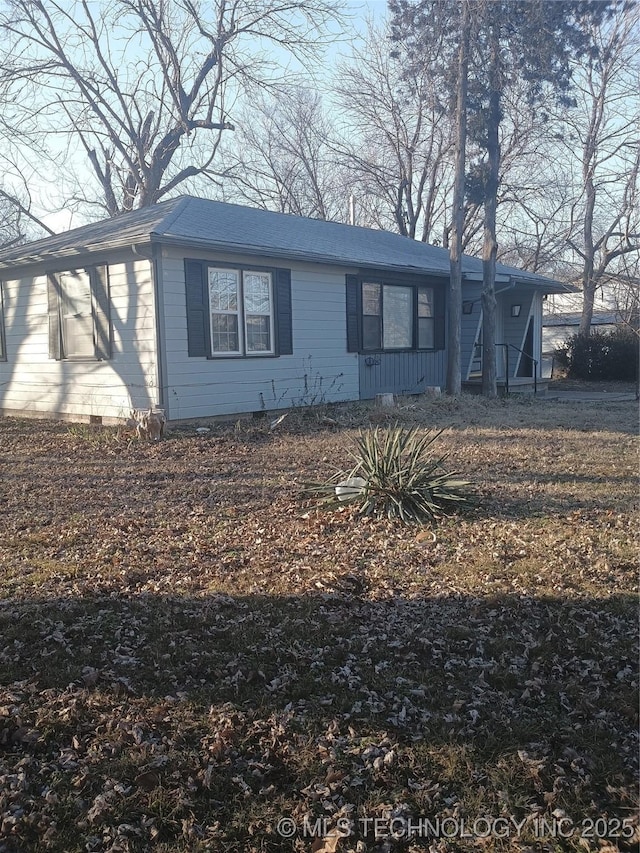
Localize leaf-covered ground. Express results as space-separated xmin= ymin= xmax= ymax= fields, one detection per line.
xmin=0 ymin=395 xmax=637 ymax=852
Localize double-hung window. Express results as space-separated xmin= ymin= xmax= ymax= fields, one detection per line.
xmin=209 ymin=269 xmax=241 ymax=354
xmin=59 ymin=270 xmax=95 ymax=358
xmin=244 ymin=272 xmax=273 ymax=353
xmin=362 ymin=282 xmax=382 ymax=350
xmin=360 ymin=281 xmax=436 ymax=352
xmin=208 ymin=267 xmax=274 ymax=356
xmin=185 ymin=259 xmax=292 ymax=359
xmin=48 ymin=266 xmax=111 ymax=361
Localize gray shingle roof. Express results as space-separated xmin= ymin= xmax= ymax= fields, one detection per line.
xmin=543 ymin=311 xmax=618 ymax=326
xmin=0 ymin=195 xmax=568 ymax=290
xmin=0 ymin=201 xmax=181 ymax=268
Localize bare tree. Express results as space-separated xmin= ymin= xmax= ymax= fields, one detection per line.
xmin=503 ymin=8 xmax=640 ymax=330
xmin=560 ymin=8 xmax=640 ymax=335
xmin=495 ymin=166 xmax=577 ymax=278
xmin=0 ymin=62 xmax=60 ymax=242
xmin=335 ymin=18 xmax=456 ymax=242
xmin=0 ymin=0 xmax=343 ymax=217
xmin=602 ymin=269 xmax=640 ymax=332
xmin=220 ymin=86 xmax=350 ymax=220
xmin=0 ymin=193 xmax=25 ymax=250
xmin=0 ymin=185 xmax=56 ymax=248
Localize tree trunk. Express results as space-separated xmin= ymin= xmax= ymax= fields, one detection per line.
xmin=578 ymin=172 xmax=597 ymax=335
xmin=481 ymin=19 xmax=501 ymax=399
xmin=579 ymin=263 xmax=596 ymax=336
xmin=446 ymin=0 xmax=470 ymax=397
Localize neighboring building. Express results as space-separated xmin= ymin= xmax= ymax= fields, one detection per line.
xmin=543 ymin=310 xmax=619 ymax=357
xmin=542 ymin=286 xmax=636 ymax=374
xmin=0 ymin=196 xmax=570 ymax=422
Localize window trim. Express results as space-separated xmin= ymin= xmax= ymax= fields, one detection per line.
xmin=47 ymin=265 xmax=111 ymax=362
xmin=360 ymin=278 xmax=439 ymax=353
xmin=0 ymin=281 xmax=6 ymax=362
xmin=206 ymin=263 xmax=276 ymax=359
xmin=58 ymin=269 xmax=95 ymax=360
xmin=243 ymin=270 xmax=275 ymax=356
xmin=208 ymin=267 xmax=243 ymax=356
xmin=184 ymin=259 xmax=292 ymax=359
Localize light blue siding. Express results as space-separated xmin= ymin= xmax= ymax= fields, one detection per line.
xmin=461 ymin=285 xmax=539 ymax=380
xmin=160 ymin=248 xmax=360 ymax=419
xmin=501 ymin=290 xmax=535 ymax=377
xmin=0 ymin=255 xmax=159 ymax=421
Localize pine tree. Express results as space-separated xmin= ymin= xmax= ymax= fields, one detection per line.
xmin=390 ymin=0 xmax=615 ymax=396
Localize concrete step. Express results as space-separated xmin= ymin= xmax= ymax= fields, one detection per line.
xmin=463 ymin=378 xmax=548 ymax=396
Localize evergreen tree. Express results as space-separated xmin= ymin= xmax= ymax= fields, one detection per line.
xmin=390 ymin=0 xmax=615 ymax=396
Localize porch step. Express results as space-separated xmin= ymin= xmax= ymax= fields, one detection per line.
xmin=463 ymin=378 xmax=549 ymax=396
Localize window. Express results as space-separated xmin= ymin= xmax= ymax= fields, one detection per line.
xmin=418 ymin=286 xmax=435 ymax=349
xmin=360 ymin=281 xmax=436 ymax=352
xmin=209 ymin=269 xmax=240 ymax=354
xmin=208 ymin=267 xmax=274 ymax=356
xmin=362 ymin=282 xmax=381 ymax=350
xmin=59 ymin=270 xmax=95 ymax=358
xmin=244 ymin=272 xmax=273 ymax=353
xmin=48 ymin=266 xmax=111 ymax=360
xmin=184 ymin=260 xmax=292 ymax=359
xmin=383 ymin=285 xmax=412 ymax=349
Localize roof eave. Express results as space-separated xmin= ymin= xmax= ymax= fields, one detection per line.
xmin=0 ymin=237 xmax=154 ymax=271
xmin=463 ymin=268 xmax=576 ymax=294
xmin=512 ymin=277 xmax=579 ymax=294
xmin=151 ymin=234 xmax=452 ymax=277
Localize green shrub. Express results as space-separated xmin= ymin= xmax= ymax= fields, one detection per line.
xmin=304 ymin=425 xmax=472 ymax=524
xmin=556 ymin=328 xmax=639 ymax=381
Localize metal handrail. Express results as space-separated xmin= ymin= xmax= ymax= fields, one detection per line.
xmin=495 ymin=343 xmax=538 ymax=395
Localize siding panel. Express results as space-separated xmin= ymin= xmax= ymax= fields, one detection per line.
xmin=502 ymin=291 xmax=534 ymax=377
xmin=160 ymin=249 xmax=360 ymax=419
xmin=359 ymin=350 xmax=447 ymax=399
xmin=0 ymin=257 xmax=159 ymax=421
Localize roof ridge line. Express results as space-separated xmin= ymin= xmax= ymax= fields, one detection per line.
xmin=150 ymin=196 xmax=191 ymax=236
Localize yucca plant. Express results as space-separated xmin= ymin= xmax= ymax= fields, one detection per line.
xmin=304 ymin=425 xmax=472 ymax=524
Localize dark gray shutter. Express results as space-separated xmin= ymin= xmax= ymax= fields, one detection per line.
xmin=275 ymin=268 xmax=292 ymax=355
xmin=184 ymin=260 xmax=210 ymax=357
xmin=92 ymin=265 xmax=111 ymax=360
xmin=47 ymin=273 xmax=62 ymax=360
xmin=346 ymin=274 xmax=360 ymax=352
xmin=434 ymin=284 xmax=446 ymax=351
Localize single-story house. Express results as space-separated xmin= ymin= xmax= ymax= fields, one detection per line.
xmin=0 ymin=196 xmax=570 ymax=423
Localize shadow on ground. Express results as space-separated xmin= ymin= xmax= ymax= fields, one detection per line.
xmin=0 ymin=590 xmax=637 ymax=852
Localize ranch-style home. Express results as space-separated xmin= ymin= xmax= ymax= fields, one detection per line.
xmin=0 ymin=196 xmax=569 ymax=423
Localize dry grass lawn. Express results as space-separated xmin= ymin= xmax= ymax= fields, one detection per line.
xmin=0 ymin=394 xmax=638 ymax=852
